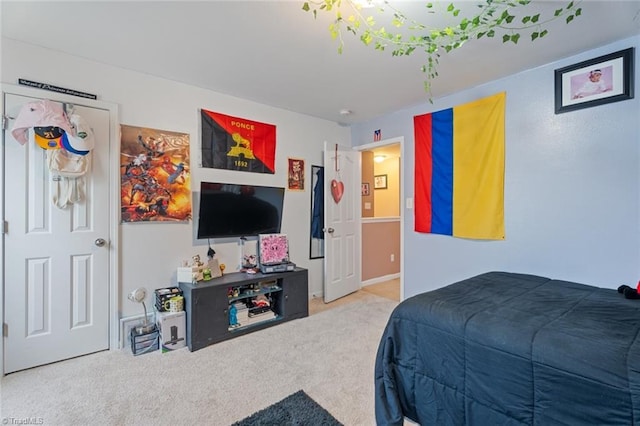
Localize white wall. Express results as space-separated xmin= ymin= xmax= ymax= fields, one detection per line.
xmin=1 ymin=38 xmax=349 ymax=317
xmin=351 ymin=36 xmax=640 ymax=298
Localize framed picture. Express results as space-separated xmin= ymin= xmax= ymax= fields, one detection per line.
xmin=374 ymin=174 xmax=387 ymax=189
xmin=287 ymin=157 xmax=305 ymax=191
xmin=554 ymin=47 xmax=634 ymax=114
xmin=361 ymin=182 xmax=370 ymax=196
xmin=258 ymin=233 xmax=290 ymax=265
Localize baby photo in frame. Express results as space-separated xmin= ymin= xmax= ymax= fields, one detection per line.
xmin=555 ymin=47 xmax=634 ymax=114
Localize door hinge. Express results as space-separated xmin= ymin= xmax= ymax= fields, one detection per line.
xmin=3 ymin=323 xmax=7 ymax=337
xmin=1 ymin=220 xmax=6 ymax=234
xmin=2 ymin=115 xmax=8 ymax=130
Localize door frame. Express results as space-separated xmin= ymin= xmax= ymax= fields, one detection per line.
xmin=356 ymin=136 xmax=405 ymax=301
xmin=0 ymin=84 xmax=121 ymax=375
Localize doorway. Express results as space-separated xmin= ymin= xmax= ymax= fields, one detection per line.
xmin=357 ymin=137 xmax=404 ymax=302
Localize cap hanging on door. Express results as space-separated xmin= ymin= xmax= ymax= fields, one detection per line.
xmin=32 ymin=126 xmax=65 ymax=150
xmin=61 ymin=113 xmax=95 ymax=155
xmin=10 ymin=99 xmax=73 ymax=145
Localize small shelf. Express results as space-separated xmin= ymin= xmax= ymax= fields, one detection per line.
xmin=228 ymin=314 xmax=282 ymax=331
xmin=228 ymin=285 xmax=282 ymax=303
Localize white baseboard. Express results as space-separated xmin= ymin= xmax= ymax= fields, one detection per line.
xmin=361 ymin=273 xmax=400 ymax=287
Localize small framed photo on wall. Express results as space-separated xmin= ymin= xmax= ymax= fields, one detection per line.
xmin=287 ymin=157 xmax=305 ymax=191
xmin=374 ymin=174 xmax=388 ymax=189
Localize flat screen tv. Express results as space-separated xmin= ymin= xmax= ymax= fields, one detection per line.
xmin=197 ymin=181 xmax=285 ymax=239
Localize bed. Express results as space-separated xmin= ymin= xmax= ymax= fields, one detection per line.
xmin=374 ymin=271 xmax=640 ymax=425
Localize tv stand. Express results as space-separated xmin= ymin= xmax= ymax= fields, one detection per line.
xmin=179 ymin=268 xmax=308 ymax=352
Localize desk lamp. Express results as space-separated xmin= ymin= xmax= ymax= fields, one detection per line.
xmin=128 ymin=287 xmax=155 ymax=334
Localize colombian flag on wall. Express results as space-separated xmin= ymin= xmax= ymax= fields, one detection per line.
xmin=414 ymin=92 xmax=505 ymax=240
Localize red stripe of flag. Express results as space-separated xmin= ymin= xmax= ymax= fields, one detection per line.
xmin=414 ymin=113 xmax=433 ymax=232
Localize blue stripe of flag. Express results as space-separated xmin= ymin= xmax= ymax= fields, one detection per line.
xmin=431 ymin=108 xmax=453 ymax=235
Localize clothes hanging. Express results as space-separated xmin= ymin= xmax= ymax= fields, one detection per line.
xmin=311 ymin=167 xmax=324 ymax=240
xmin=11 ymin=99 xmax=74 ymax=145
xmin=11 ymin=99 xmax=97 ymax=209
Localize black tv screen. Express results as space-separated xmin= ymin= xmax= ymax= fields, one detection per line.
xmin=197 ymin=181 xmax=285 ymax=239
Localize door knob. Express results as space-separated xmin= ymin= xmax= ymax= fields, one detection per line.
xmin=94 ymin=238 xmax=107 ymax=247
xmin=326 ymin=228 xmax=335 ymax=234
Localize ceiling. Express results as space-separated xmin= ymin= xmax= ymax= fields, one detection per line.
xmin=2 ymin=1 xmax=639 ymax=126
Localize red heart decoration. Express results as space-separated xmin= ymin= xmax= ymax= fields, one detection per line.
xmin=331 ymin=179 xmax=344 ymax=203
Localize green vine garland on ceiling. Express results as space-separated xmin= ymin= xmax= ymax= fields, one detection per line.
xmin=302 ymin=0 xmax=583 ymax=98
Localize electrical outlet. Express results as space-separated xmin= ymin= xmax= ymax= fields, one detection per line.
xmin=390 ymin=254 xmax=395 ymax=262
xmin=406 ymin=197 xmax=413 ymax=209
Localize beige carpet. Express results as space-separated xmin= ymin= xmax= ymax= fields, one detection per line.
xmin=1 ymin=292 xmax=398 ymax=426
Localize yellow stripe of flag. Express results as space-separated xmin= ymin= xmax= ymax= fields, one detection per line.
xmin=452 ymin=92 xmax=505 ymax=239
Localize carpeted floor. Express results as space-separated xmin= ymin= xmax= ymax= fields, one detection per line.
xmin=1 ymin=292 xmax=398 ymax=425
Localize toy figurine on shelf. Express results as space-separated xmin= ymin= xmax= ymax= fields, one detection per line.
xmin=220 ymin=263 xmax=226 ymax=276
xmin=186 ymin=253 xmax=222 ymax=282
xmin=202 ymin=268 xmax=212 ymax=280
xmin=228 ymin=304 xmax=240 ymax=329
xmin=242 ymin=254 xmax=257 ymax=269
xmin=192 ymin=254 xmax=204 ymax=269
xmin=191 ymin=255 xmax=205 ymax=282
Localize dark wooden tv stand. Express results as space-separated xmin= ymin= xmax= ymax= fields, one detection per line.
xmin=178 ymin=268 xmax=308 ymax=352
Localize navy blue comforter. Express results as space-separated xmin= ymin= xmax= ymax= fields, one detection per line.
xmin=374 ymin=271 xmax=640 ymax=425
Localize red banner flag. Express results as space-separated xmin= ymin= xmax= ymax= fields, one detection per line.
xmin=201 ymin=109 xmax=276 ymax=174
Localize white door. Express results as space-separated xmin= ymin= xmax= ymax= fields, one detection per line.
xmin=323 ymin=142 xmax=360 ymax=302
xmin=3 ymin=92 xmax=111 ymax=373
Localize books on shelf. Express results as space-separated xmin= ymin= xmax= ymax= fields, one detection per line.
xmin=243 ymin=311 xmax=277 ymax=326
xmin=230 ymin=302 xmax=276 ymax=328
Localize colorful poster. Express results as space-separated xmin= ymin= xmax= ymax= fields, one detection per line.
xmin=414 ymin=92 xmax=505 ymax=240
xmin=201 ymin=109 xmax=276 ymax=174
xmin=120 ymin=125 xmax=192 ymax=222
xmin=259 ymin=234 xmax=290 ymax=265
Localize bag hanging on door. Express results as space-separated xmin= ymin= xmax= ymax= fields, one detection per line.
xmin=46 ymin=148 xmax=91 ymax=209
xmin=31 ymin=111 xmax=95 ymax=209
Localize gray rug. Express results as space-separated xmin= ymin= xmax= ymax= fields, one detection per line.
xmin=231 ymin=390 xmax=343 ymax=426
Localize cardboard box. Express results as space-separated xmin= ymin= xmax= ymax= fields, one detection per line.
xmin=177 ymin=267 xmax=197 ymax=284
xmin=155 ymin=311 xmax=186 ymax=352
